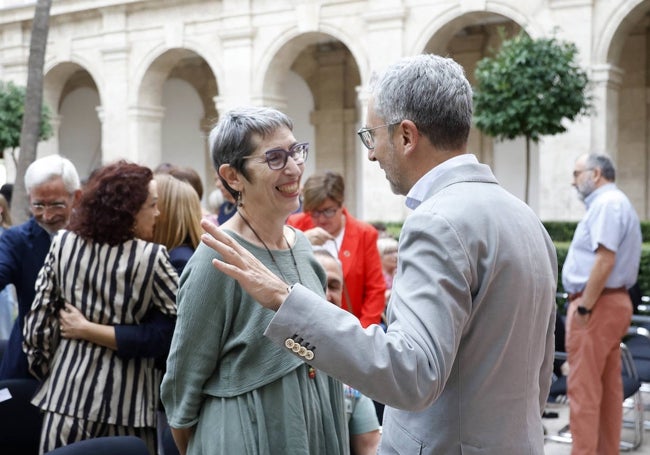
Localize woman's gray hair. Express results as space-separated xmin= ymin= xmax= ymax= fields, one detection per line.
xmin=24 ymin=154 xmax=80 ymax=193
xmin=208 ymin=106 xmax=293 ymax=198
xmin=585 ymin=153 xmax=616 ymax=182
xmin=370 ymin=54 xmax=473 ymax=151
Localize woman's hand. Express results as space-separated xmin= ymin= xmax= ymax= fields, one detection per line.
xmin=58 ymin=302 xmax=118 ymax=350
xmin=59 ymin=303 xmax=89 ymax=339
xmin=171 ymin=427 xmax=195 ymax=455
xmin=201 ymin=219 xmax=290 ymax=311
xmin=303 ymin=227 xmax=334 ymax=246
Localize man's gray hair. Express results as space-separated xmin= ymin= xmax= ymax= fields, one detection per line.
xmin=585 ymin=153 xmax=615 ymax=182
xmin=24 ymin=154 xmax=80 ymax=193
xmin=370 ymin=54 xmax=473 ymax=151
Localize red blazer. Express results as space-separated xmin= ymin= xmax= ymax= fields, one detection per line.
xmin=287 ymin=208 xmax=386 ymax=327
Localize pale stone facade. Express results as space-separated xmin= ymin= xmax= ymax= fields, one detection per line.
xmin=0 ymin=0 xmax=648 ymax=222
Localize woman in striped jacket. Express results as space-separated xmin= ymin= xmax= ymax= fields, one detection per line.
xmin=23 ymin=161 xmax=178 ymax=454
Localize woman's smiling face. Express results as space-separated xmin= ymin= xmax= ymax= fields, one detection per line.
xmin=239 ymin=127 xmax=305 ymax=218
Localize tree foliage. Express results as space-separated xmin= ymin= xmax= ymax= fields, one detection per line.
xmin=0 ymin=81 xmax=52 ymax=159
xmin=473 ymin=32 xmax=592 ymax=142
xmin=473 ymin=31 xmax=592 ymax=203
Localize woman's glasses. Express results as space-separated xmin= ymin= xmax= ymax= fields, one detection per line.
xmin=310 ymin=207 xmax=339 ymax=219
xmin=244 ymin=142 xmax=309 ymax=170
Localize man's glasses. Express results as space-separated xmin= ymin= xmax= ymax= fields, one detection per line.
xmin=310 ymin=207 xmax=339 ymax=219
xmin=244 ymin=142 xmax=309 ymax=170
xmin=357 ymin=122 xmax=401 ymax=150
xmin=572 ymin=168 xmax=593 ymax=178
xmin=31 ymin=201 xmax=68 ymax=215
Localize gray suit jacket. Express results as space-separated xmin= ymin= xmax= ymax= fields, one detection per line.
xmin=266 ymin=162 xmax=557 ymax=454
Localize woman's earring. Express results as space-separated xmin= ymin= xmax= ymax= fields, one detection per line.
xmin=237 ymin=192 xmax=243 ymax=207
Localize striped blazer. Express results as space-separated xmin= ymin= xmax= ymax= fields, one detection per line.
xmin=23 ymin=230 xmax=178 ymax=428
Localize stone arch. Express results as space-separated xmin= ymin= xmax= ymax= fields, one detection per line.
xmin=43 ymin=60 xmax=102 ymax=177
xmin=411 ymin=3 xmax=541 ymax=55
xmin=255 ymin=26 xmax=367 ymax=103
xmin=595 ymin=0 xmax=650 ymax=64
xmin=255 ymin=27 xmax=363 ymax=214
xmin=412 ymin=8 xmax=541 ymax=209
xmin=592 ymin=0 xmax=650 ymax=217
xmin=133 ymin=45 xmax=220 ymax=114
xmin=43 ymin=59 xmax=103 ymax=114
xmin=131 ymin=46 xmax=220 ymax=198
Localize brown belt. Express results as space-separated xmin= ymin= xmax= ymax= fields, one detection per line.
xmin=567 ymin=286 xmax=627 ymax=302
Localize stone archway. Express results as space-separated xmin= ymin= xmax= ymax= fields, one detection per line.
xmin=134 ymin=48 xmax=219 ymax=200
xmin=422 ymin=13 xmax=532 ymax=205
xmin=259 ymin=33 xmax=362 ymax=215
xmin=44 ymin=62 xmax=102 ymax=180
xmin=601 ymin=1 xmax=650 ymax=218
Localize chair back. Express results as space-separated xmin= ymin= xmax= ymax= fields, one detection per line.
xmin=620 ymin=342 xmax=642 ymax=398
xmin=626 ymin=322 xmax=650 ymax=382
xmin=45 ymin=436 xmax=149 ymax=455
xmin=0 ymin=378 xmax=42 ymax=455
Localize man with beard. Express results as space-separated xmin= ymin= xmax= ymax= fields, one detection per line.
xmin=562 ymin=153 xmax=642 ymax=454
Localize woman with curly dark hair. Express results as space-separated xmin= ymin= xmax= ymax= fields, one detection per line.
xmin=23 ymin=160 xmax=178 ymax=455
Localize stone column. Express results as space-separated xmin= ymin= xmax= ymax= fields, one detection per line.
xmin=201 ymin=115 xmax=215 ymax=181
xmin=0 ymin=22 xmax=27 ymax=83
xmin=217 ymin=26 xmax=255 ymax=109
xmin=128 ymin=105 xmax=165 ymax=166
xmin=354 ymin=6 xmax=409 ymax=222
xmin=99 ymin=6 xmax=131 ymax=163
xmin=590 ymin=64 xmax=623 ymax=160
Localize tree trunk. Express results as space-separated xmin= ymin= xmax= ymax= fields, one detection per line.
xmin=524 ymin=135 xmax=531 ymax=205
xmin=12 ymin=0 xmax=53 ymax=224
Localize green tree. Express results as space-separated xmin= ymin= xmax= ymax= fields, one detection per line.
xmin=12 ymin=0 xmax=53 ymax=223
xmin=0 ymin=81 xmax=52 ymax=167
xmin=473 ymin=31 xmax=592 ymax=204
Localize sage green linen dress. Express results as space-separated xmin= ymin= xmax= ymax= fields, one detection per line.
xmin=161 ymin=230 xmax=349 ymax=454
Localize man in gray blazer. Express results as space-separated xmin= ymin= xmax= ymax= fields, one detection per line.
xmin=201 ymin=54 xmax=558 ymax=454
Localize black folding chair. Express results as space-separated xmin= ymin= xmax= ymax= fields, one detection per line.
xmin=0 ymin=378 xmax=42 ymax=455
xmin=45 ymin=436 xmax=149 ymax=455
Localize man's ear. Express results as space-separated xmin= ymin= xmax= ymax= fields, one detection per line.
xmin=591 ymin=166 xmax=602 ymax=182
xmin=218 ymin=164 xmax=243 ymax=193
xmin=399 ymin=120 xmax=419 ymax=156
xmin=72 ymin=189 xmax=82 ymax=204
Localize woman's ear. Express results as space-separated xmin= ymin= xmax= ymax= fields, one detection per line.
xmin=219 ymin=164 xmax=243 ymax=193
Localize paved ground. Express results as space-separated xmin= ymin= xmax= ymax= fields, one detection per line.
xmin=544 ymin=395 xmax=650 ymax=454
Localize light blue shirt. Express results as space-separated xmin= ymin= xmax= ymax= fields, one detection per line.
xmin=406 ymin=154 xmax=479 ymax=209
xmin=562 ymin=183 xmax=642 ymax=293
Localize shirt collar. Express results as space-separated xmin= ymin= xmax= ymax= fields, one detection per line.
xmin=405 ymin=154 xmax=478 ymax=209
xmin=584 ymin=182 xmax=616 ymax=209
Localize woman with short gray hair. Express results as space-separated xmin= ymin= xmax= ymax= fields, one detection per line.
xmin=161 ymin=107 xmax=348 ymax=455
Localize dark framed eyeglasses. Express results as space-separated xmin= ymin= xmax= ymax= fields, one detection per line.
xmin=357 ymin=122 xmax=401 ymax=150
xmin=310 ymin=206 xmax=339 ymax=219
xmin=244 ymin=142 xmax=309 ymax=170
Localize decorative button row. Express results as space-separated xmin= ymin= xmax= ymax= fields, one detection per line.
xmin=284 ymin=338 xmax=314 ymax=360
